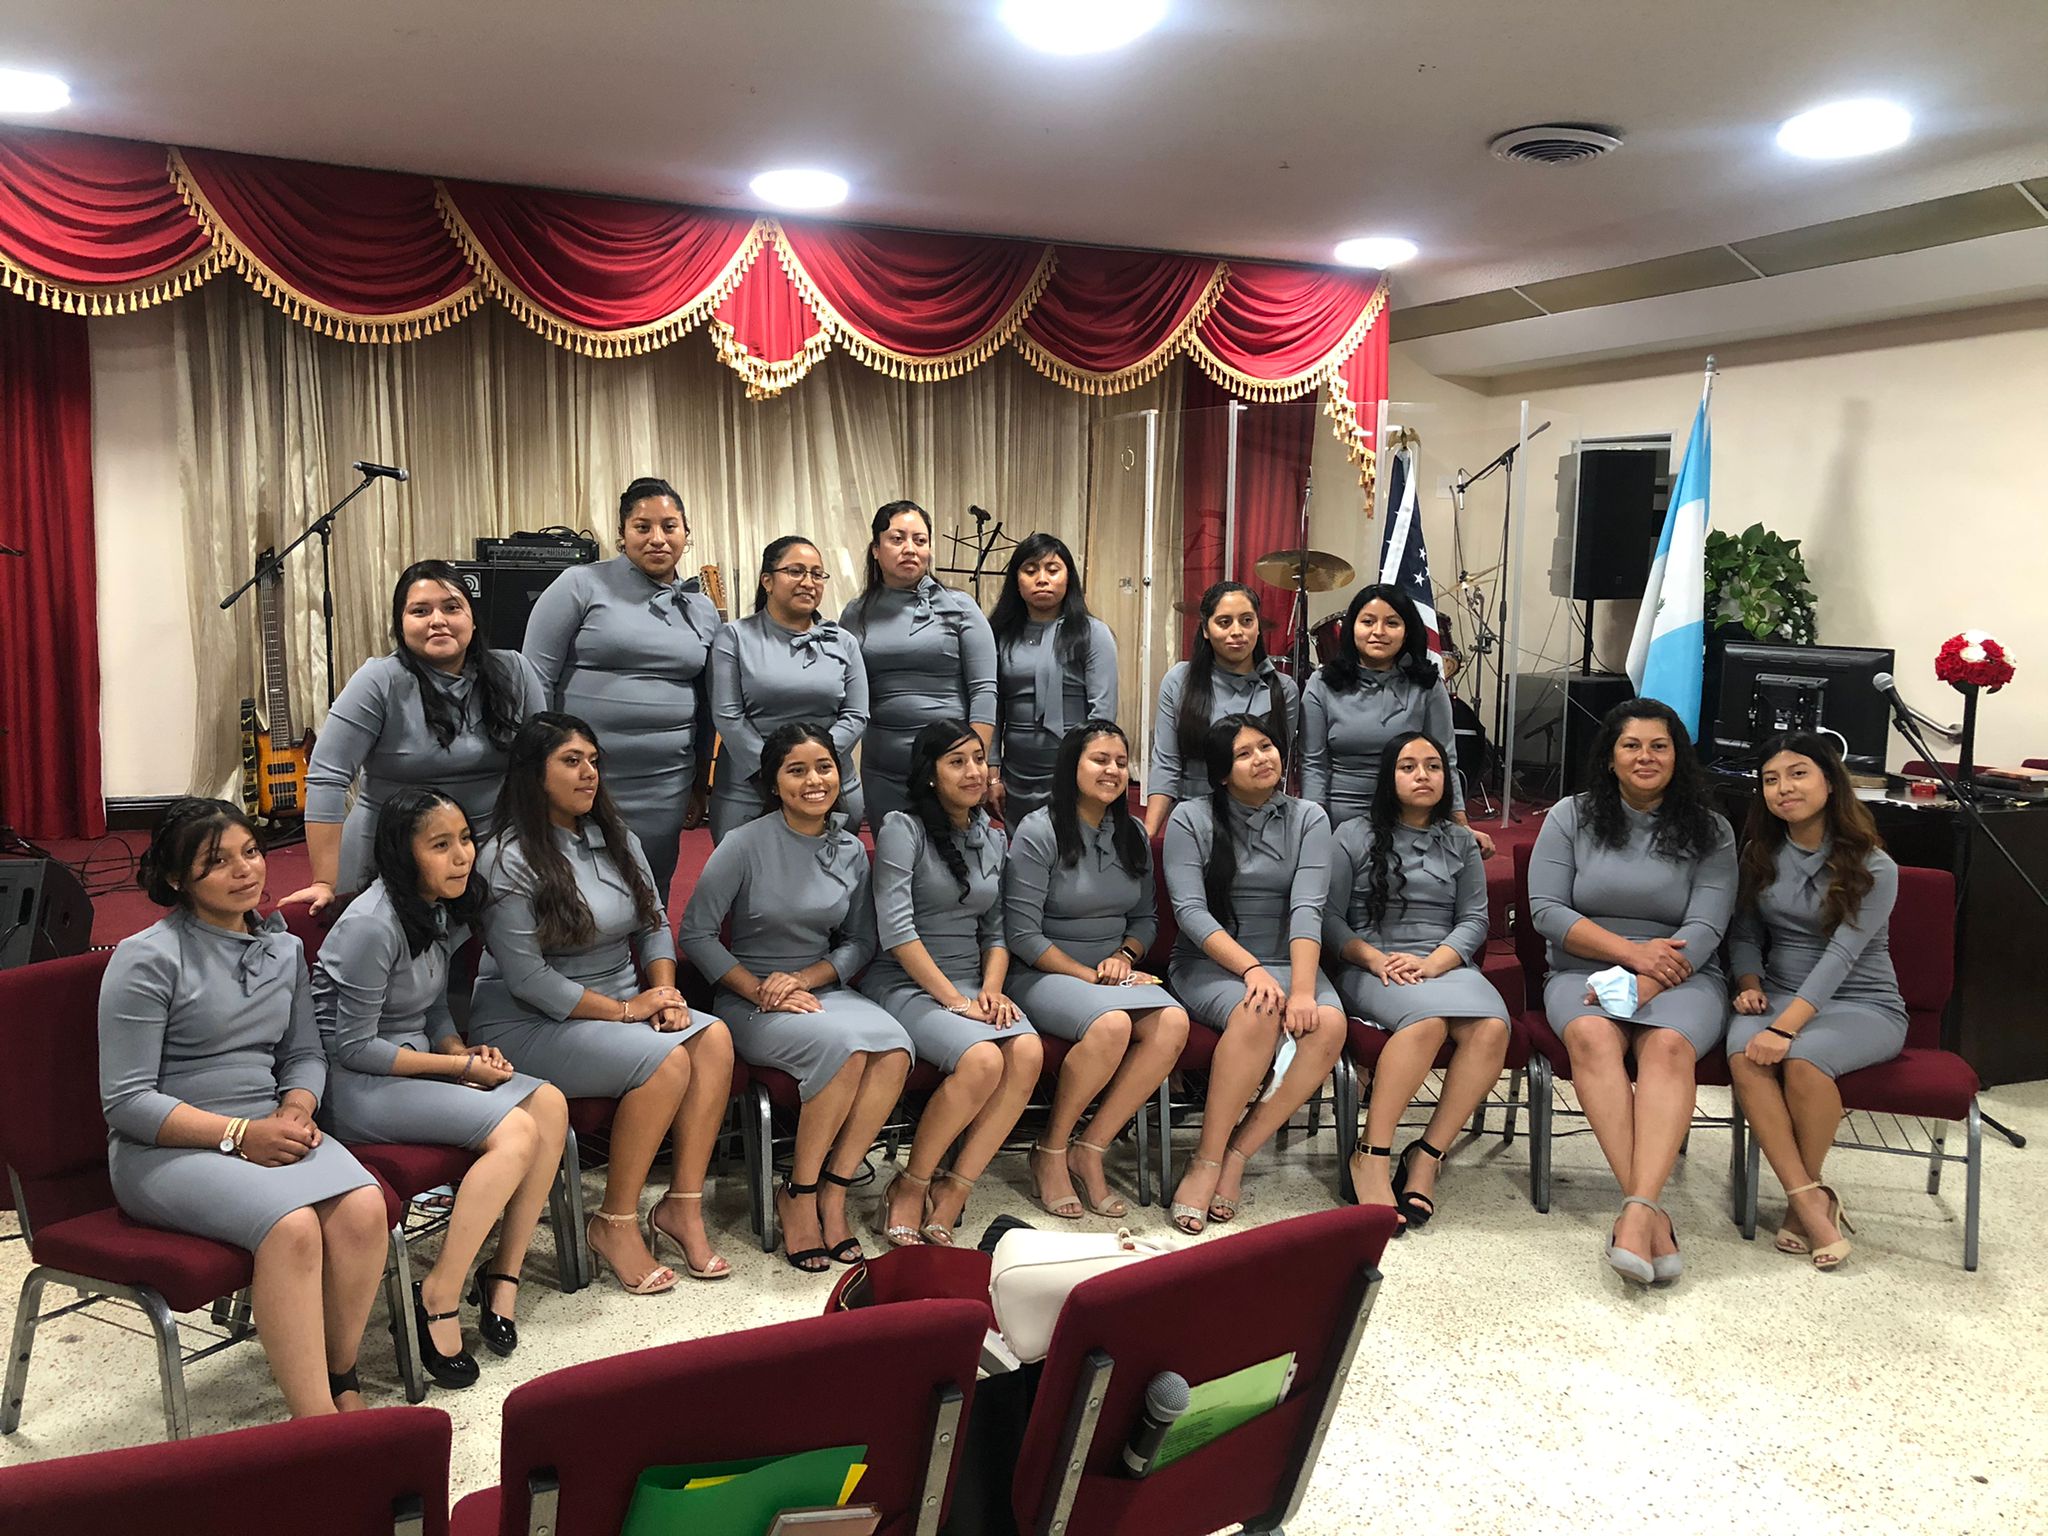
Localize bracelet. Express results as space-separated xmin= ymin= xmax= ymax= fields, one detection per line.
xmin=1766 ymin=1026 xmax=1799 ymax=1042
xmin=1118 ymin=942 xmax=1142 ymax=963
xmin=1241 ymin=962 xmax=1266 ymax=982
xmin=458 ymin=1056 xmax=474 ymax=1083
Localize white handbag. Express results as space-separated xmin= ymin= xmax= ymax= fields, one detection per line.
xmin=988 ymin=1226 xmax=1175 ymax=1365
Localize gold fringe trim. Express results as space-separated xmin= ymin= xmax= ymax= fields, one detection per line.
xmin=1186 ymin=273 xmax=1390 ymax=403
xmin=709 ymin=312 xmax=836 ymax=399
xmin=0 ymin=240 xmax=222 ymax=315
xmin=1323 ymin=367 xmax=1380 ymax=507
xmin=170 ymin=150 xmax=481 ymax=343
xmin=770 ymin=223 xmax=1056 ymax=382
xmin=1012 ymin=259 xmax=1228 ymax=395
xmin=438 ymin=184 xmax=771 ymax=358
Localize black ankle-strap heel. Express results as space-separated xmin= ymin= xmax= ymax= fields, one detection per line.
xmin=1395 ymin=1138 xmax=1446 ymax=1231
xmin=468 ymin=1270 xmax=520 ymax=1358
xmin=778 ymin=1177 xmax=832 ymax=1274
xmin=817 ymin=1168 xmax=867 ymax=1266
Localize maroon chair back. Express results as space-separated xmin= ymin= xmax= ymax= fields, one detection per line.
xmin=1143 ymin=831 xmax=1178 ymax=975
xmin=0 ymin=950 xmax=116 ymax=1233
xmin=277 ymin=897 xmax=343 ymax=962
xmin=1012 ymin=1205 xmax=1399 ymax=1536
xmin=1510 ymin=841 xmax=1546 ymax=991
xmin=0 ymin=1404 xmax=451 ymax=1536
xmin=473 ymin=1301 xmax=987 ymax=1536
xmin=1889 ymin=867 xmax=1955 ymax=1051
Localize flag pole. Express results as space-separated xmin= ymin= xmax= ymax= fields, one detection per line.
xmin=1701 ymin=353 xmax=1717 ymax=410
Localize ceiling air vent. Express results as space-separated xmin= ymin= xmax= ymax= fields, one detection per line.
xmin=1489 ymin=125 xmax=1623 ymax=166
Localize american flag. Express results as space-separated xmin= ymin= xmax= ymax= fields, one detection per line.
xmin=1379 ymin=442 xmax=1443 ymax=669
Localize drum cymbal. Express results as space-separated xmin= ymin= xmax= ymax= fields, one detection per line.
xmin=1253 ymin=548 xmax=1355 ymax=593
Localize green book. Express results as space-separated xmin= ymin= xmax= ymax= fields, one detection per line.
xmin=619 ymin=1443 xmax=868 ymax=1536
xmin=1152 ymin=1352 xmax=1297 ymax=1471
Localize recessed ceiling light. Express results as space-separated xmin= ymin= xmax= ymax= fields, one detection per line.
xmin=748 ymin=168 xmax=850 ymax=210
xmin=1776 ymin=99 xmax=1911 ymax=160
xmin=1000 ymin=0 xmax=1167 ymax=55
xmin=0 ymin=68 xmax=70 ymax=115
xmin=1334 ymin=236 xmax=1418 ymax=269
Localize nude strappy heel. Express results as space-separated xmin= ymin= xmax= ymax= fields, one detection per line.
xmin=923 ymin=1169 xmax=974 ymax=1246
xmin=648 ymin=1190 xmax=730 ymax=1281
xmin=1070 ymin=1136 xmax=1130 ymax=1218
xmin=1029 ymin=1141 xmax=1084 ymax=1220
xmin=880 ymin=1167 xmax=930 ymax=1249
xmin=586 ymin=1209 xmax=677 ymax=1295
xmin=1785 ymin=1181 xmax=1855 ymax=1271
xmin=1170 ymin=1155 xmax=1221 ymax=1236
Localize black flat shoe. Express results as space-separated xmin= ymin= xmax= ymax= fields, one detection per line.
xmin=327 ymin=1365 xmax=361 ymax=1402
xmin=1394 ymin=1138 xmax=1446 ymax=1231
xmin=468 ymin=1270 xmax=520 ymax=1357
xmin=413 ymin=1281 xmax=479 ymax=1390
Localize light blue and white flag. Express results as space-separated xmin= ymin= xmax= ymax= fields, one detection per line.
xmin=1625 ymin=362 xmax=1715 ymax=735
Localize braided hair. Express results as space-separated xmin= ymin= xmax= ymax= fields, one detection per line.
xmin=904 ymin=718 xmax=983 ymax=901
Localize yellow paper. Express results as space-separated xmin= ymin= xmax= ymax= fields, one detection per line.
xmin=682 ymin=1474 xmax=739 ymax=1490
xmin=836 ymin=1463 xmax=868 ymax=1504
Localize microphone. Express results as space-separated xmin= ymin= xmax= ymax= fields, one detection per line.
xmin=1120 ymin=1370 xmax=1190 ymax=1478
xmin=353 ymin=460 xmax=410 ymax=482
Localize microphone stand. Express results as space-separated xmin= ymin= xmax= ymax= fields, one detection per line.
xmin=1455 ymin=421 xmax=1549 ymax=816
xmin=1882 ymin=696 xmax=2041 ymax=1148
xmin=219 ymin=468 xmax=388 ymax=707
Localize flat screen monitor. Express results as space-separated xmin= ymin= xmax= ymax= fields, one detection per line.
xmin=1712 ymin=643 xmax=1895 ymax=773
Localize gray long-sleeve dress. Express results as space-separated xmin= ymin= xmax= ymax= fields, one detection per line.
xmin=1147 ymin=659 xmax=1302 ymax=805
xmin=1724 ymin=842 xmax=1907 ymax=1077
xmin=993 ymin=617 xmax=1118 ymax=824
xmin=306 ymin=650 xmax=545 ymax=895
xmin=521 ymin=555 xmax=722 ymax=902
xmin=1528 ymin=795 xmax=1738 ymax=1057
xmin=840 ymin=577 xmax=997 ymax=828
xmin=1002 ymin=807 xmax=1177 ymax=1040
xmin=860 ymin=810 xmax=1037 ymax=1070
xmin=313 ymin=879 xmax=543 ymax=1148
xmin=1300 ymin=665 xmax=1464 ymax=826
xmin=98 ymin=910 xmax=375 ymax=1253
xmin=678 ymin=812 xmax=912 ymax=1099
xmin=1163 ymin=794 xmax=1341 ymax=1026
xmin=469 ymin=821 xmax=714 ymax=1097
xmin=1324 ymin=819 xmax=1505 ymax=1031
xmin=708 ymin=612 xmax=869 ymax=843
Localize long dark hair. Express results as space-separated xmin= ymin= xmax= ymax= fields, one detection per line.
xmin=390 ymin=560 xmax=527 ymax=751
xmin=1048 ymin=720 xmax=1148 ymax=879
xmin=489 ymin=712 xmax=662 ymax=951
xmin=905 ymin=718 xmax=982 ymax=901
xmin=754 ymin=534 xmax=822 ymax=615
xmin=618 ymin=476 xmax=686 ymax=535
xmin=138 ymin=797 xmax=261 ymax=912
xmin=846 ymin=499 xmax=934 ymax=634
xmin=1739 ymin=731 xmax=1882 ymax=936
xmin=1361 ymin=731 xmax=1455 ymax=931
xmin=372 ymin=787 xmax=489 ymax=958
xmin=1199 ymin=712 xmax=1284 ymax=933
xmin=758 ymin=720 xmax=842 ymax=814
xmin=1581 ymin=698 xmax=1720 ymax=861
xmin=1178 ymin=581 xmax=1289 ymax=775
xmin=1320 ymin=583 xmax=1436 ymax=693
xmin=991 ymin=532 xmax=1095 ymax=675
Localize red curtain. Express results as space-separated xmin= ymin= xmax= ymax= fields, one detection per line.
xmin=0 ymin=294 xmax=104 ymax=838
xmin=0 ymin=130 xmax=214 ymax=310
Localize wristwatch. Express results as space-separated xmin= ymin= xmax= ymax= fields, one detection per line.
xmin=217 ymin=1117 xmax=248 ymax=1156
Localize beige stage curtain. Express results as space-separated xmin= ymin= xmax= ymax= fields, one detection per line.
xmin=173 ymin=281 xmax=1185 ymax=794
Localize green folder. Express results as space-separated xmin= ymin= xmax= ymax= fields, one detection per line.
xmin=620 ymin=1443 xmax=868 ymax=1536
xmin=1152 ymin=1352 xmax=1297 ymax=1471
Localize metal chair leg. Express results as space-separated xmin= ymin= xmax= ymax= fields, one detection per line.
xmin=136 ymin=1286 xmax=192 ymax=1440
xmin=1529 ymin=1056 xmax=1553 ymax=1213
xmin=386 ymin=1224 xmax=425 ymax=1405
xmin=1927 ymin=1120 xmax=1948 ymax=1195
xmin=753 ymin=1086 xmax=778 ymax=1254
xmin=1132 ymin=1094 xmax=1152 ymax=1207
xmin=559 ymin=1129 xmax=590 ymax=1293
xmin=1155 ymin=1079 xmax=1174 ymax=1210
xmin=1334 ymin=1058 xmax=1360 ymax=1205
xmin=1964 ymin=1101 xmax=1982 ymax=1273
xmin=2 ymin=1268 xmax=49 ymax=1435
xmin=1503 ymin=1066 xmax=1522 ymax=1145
xmin=1742 ymin=1131 xmax=1761 ymax=1239
xmin=1727 ymin=1102 xmax=1748 ymax=1226
xmin=545 ymin=1166 xmax=578 ymax=1294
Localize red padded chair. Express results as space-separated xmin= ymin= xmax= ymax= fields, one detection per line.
xmin=0 ymin=1403 xmax=452 ymax=1536
xmin=1510 ymin=841 xmax=1750 ymax=1216
xmin=448 ymin=1300 xmax=987 ymax=1536
xmin=1009 ymin=1205 xmax=1398 ymax=1536
xmin=0 ymin=951 xmax=405 ymax=1439
xmin=1734 ymin=867 xmax=1983 ymax=1269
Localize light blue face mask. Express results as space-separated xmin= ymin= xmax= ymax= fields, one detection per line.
xmin=1587 ymin=965 xmax=1640 ymax=1018
xmin=1259 ymin=1033 xmax=1299 ymax=1101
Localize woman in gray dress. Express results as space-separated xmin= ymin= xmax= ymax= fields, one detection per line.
xmin=1162 ymin=715 xmax=1347 ymax=1234
xmin=522 ymin=477 xmax=722 ymax=904
xmin=1326 ymin=732 xmax=1509 ymax=1231
xmin=864 ymin=721 xmax=1044 ymax=1246
xmin=472 ymin=713 xmax=735 ymax=1294
xmin=314 ymin=788 xmax=569 ymax=1383
xmin=1144 ymin=581 xmax=1301 ymax=838
xmin=1302 ymin=585 xmax=1494 ymax=856
xmin=680 ymin=723 xmax=913 ymax=1273
xmin=1726 ymin=733 xmax=1906 ymax=1272
xmin=709 ymin=535 xmax=870 ymax=842
xmin=987 ymin=534 xmax=1118 ymax=826
xmin=1527 ymin=698 xmax=1738 ymax=1286
xmin=1005 ymin=722 xmax=1187 ymax=1219
xmin=290 ymin=560 xmax=544 ymax=909
xmin=839 ymin=502 xmax=998 ymax=829
xmin=99 ymin=800 xmax=386 ymax=1418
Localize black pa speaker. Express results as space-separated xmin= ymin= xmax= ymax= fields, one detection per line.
xmin=0 ymin=857 xmax=93 ymax=971
xmin=450 ymin=562 xmax=574 ymax=652
xmin=1554 ymin=448 xmax=1669 ymax=601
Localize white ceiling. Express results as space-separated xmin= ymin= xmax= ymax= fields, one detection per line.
xmin=6 ymin=0 xmax=2047 ymax=309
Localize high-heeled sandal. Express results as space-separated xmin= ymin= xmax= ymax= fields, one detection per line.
xmin=776 ymin=1178 xmax=832 ymax=1273
xmin=1347 ymin=1143 xmax=1405 ymax=1229
xmin=1786 ymin=1181 xmax=1855 ymax=1270
xmin=880 ymin=1168 xmax=930 ymax=1249
xmin=818 ymin=1169 xmax=866 ymax=1264
xmin=922 ymin=1169 xmax=973 ymax=1246
xmin=1029 ymin=1141 xmax=1085 ymax=1221
xmin=1070 ymin=1136 xmax=1130 ymax=1218
xmin=649 ymin=1190 xmax=731 ymax=1280
xmin=412 ymin=1280 xmax=479 ymax=1390
xmin=1170 ymin=1155 xmax=1221 ymax=1235
xmin=1394 ymin=1138 xmax=1446 ymax=1231
xmin=585 ymin=1209 xmax=677 ymax=1294
xmin=1208 ymin=1145 xmax=1251 ymax=1224
xmin=467 ymin=1271 xmax=520 ymax=1357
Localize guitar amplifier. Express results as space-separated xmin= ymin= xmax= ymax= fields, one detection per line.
xmin=474 ymin=528 xmax=600 ymax=568
xmin=451 ymin=562 xmax=575 ymax=651
xmin=0 ymin=857 xmax=93 ymax=972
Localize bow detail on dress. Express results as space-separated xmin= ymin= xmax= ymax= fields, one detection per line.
xmin=229 ymin=911 xmax=293 ymax=996
xmin=812 ymin=814 xmax=865 ymax=896
xmin=1789 ymin=838 xmax=1833 ymax=899
xmin=1398 ymin=820 xmax=1467 ymax=887
xmin=788 ymin=620 xmax=838 ymax=668
xmin=1230 ymin=795 xmax=1293 ymax=861
xmin=959 ymin=811 xmax=1006 ymax=882
xmin=1351 ymin=666 xmax=1410 ymax=728
xmin=1027 ymin=620 xmax=1074 ymax=735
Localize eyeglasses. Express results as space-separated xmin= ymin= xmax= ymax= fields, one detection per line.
xmin=770 ymin=565 xmax=832 ymax=583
